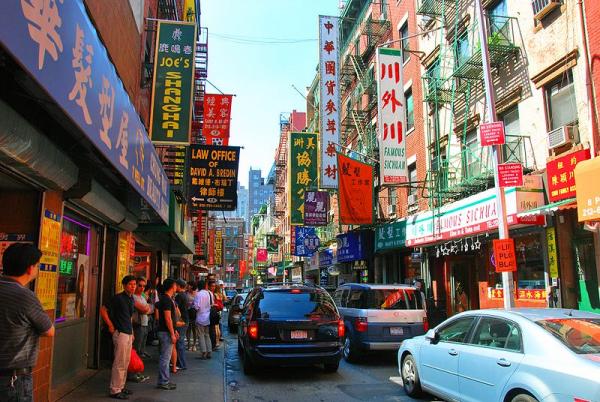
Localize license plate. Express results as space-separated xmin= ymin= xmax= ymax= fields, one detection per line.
xmin=290 ymin=330 xmax=308 ymax=339
xmin=390 ymin=327 xmax=404 ymax=336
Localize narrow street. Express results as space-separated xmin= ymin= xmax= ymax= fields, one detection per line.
xmin=222 ymin=312 xmax=439 ymax=402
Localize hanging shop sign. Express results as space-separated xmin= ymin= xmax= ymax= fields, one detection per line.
xmin=479 ymin=121 xmax=505 ymax=146
xmin=116 ymin=232 xmax=132 ymax=292
xmin=215 ymin=230 xmax=223 ymax=266
xmin=337 ymin=153 xmax=374 ymax=225
xmin=498 ymin=163 xmax=523 ymax=188
xmin=336 ymin=232 xmax=364 ymax=263
xmin=247 ymin=235 xmax=254 ymax=265
xmin=37 ymin=210 xmax=61 ymax=310
xmin=266 ymin=234 xmax=279 ymax=254
xmin=406 ymin=175 xmax=545 ymax=246
xmin=294 ymin=227 xmax=320 ymax=257
xmin=546 ymin=148 xmax=590 ymax=203
xmin=239 ymin=260 xmax=247 ymax=279
xmin=546 ymin=227 xmax=559 ymax=279
xmin=574 ymin=155 xmax=600 ymax=222
xmin=0 ymin=0 xmax=170 ymax=223
xmin=289 ymin=132 xmax=319 ymax=225
xmin=256 ymin=248 xmax=268 ymax=263
xmin=318 ymin=249 xmax=333 ymax=267
xmin=149 ymin=21 xmax=196 ymax=145
xmin=202 ymin=94 xmax=233 ymax=146
xmin=493 ymin=238 xmax=517 ymax=273
xmin=188 ymin=145 xmax=240 ymax=211
xmin=156 ymin=146 xmax=187 ymax=186
xmin=376 ymin=48 xmax=407 ymax=184
xmin=208 ymin=229 xmax=215 ymax=266
xmin=318 ymin=15 xmax=340 ymax=189
xmin=304 ymin=190 xmax=329 ymax=226
xmin=375 ymin=220 xmax=406 ymax=252
xmin=183 ymin=0 xmax=196 ymax=22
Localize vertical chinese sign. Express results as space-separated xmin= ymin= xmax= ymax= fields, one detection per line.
xmin=116 ymin=232 xmax=132 ymax=292
xmin=247 ymin=235 xmax=254 ymax=268
xmin=304 ymin=190 xmax=329 ymax=226
xmin=208 ymin=229 xmax=215 ymax=266
xmin=337 ymin=153 xmax=374 ymax=224
xmin=215 ymin=230 xmax=223 ymax=266
xmin=546 ymin=227 xmax=559 ymax=279
xmin=150 ymin=21 xmax=196 ymax=145
xmin=202 ymin=94 xmax=233 ymax=146
xmin=376 ymin=48 xmax=407 ymax=184
xmin=319 ymin=15 xmax=340 ymax=189
xmin=37 ymin=210 xmax=61 ymax=310
xmin=289 ymin=132 xmax=319 ymax=225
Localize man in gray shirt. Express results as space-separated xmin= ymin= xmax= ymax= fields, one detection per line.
xmin=0 ymin=243 xmax=54 ymax=402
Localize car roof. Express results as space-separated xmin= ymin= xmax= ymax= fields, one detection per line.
xmin=263 ymin=285 xmax=321 ymax=292
xmin=456 ymin=308 xmax=600 ymax=322
xmin=338 ymin=283 xmax=418 ymax=291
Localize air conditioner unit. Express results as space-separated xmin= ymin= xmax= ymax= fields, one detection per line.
xmin=547 ymin=125 xmax=578 ymax=149
xmin=532 ymin=0 xmax=562 ymax=21
xmin=408 ymin=194 xmax=418 ymax=206
xmin=387 ymin=204 xmax=396 ymax=215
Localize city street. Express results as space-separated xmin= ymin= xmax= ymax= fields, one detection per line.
xmin=223 ymin=313 xmax=439 ymax=402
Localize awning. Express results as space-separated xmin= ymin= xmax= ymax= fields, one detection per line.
xmin=575 ymin=157 xmax=600 ymax=221
xmin=517 ymin=198 xmax=577 ymax=218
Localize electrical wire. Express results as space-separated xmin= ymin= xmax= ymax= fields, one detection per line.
xmin=209 ymin=32 xmax=317 ymax=44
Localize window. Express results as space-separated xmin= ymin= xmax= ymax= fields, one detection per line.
xmin=537 ymin=318 xmax=600 ymax=354
xmin=545 ymin=70 xmax=577 ymax=131
xmin=488 ymin=0 xmax=508 ymax=36
xmin=463 ymin=130 xmax=480 ymax=178
xmin=256 ymin=290 xmax=338 ymax=319
xmin=500 ymin=106 xmax=523 ymax=163
xmin=388 ymin=187 xmax=397 ymax=211
xmin=438 ymin=317 xmax=476 ymax=343
xmin=408 ymin=163 xmax=418 ymax=198
xmin=405 ymin=87 xmax=414 ymax=131
xmin=470 ymin=317 xmax=522 ymax=351
xmin=400 ymin=22 xmax=409 ymax=63
xmin=455 ymin=34 xmax=471 ymax=67
xmin=367 ymin=288 xmax=424 ymax=310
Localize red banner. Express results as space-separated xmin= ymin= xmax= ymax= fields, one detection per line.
xmin=208 ymin=229 xmax=215 ymax=266
xmin=195 ymin=210 xmax=207 ymax=257
xmin=202 ymin=94 xmax=233 ymax=146
xmin=337 ymin=153 xmax=374 ymax=224
xmin=239 ymin=260 xmax=247 ymax=279
xmin=546 ymin=149 xmax=590 ymax=202
xmin=256 ymin=248 xmax=268 ymax=262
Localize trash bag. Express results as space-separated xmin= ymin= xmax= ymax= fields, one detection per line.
xmin=128 ymin=348 xmax=144 ymax=373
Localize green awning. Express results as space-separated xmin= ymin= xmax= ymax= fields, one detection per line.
xmin=517 ymin=198 xmax=577 ymax=218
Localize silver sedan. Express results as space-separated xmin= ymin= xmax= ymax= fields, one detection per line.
xmin=398 ymin=308 xmax=600 ymax=402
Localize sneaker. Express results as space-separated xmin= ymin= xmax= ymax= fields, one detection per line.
xmin=121 ymin=389 xmax=133 ymax=395
xmin=109 ymin=392 xmax=128 ymax=399
xmin=156 ymin=383 xmax=177 ymax=390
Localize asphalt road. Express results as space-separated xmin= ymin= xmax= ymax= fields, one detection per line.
xmin=222 ymin=312 xmax=440 ymax=402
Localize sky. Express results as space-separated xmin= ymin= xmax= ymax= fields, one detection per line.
xmin=201 ymin=0 xmax=341 ymax=187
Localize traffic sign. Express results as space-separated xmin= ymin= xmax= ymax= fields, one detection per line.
xmin=493 ymin=239 xmax=517 ymax=273
xmin=479 ymin=121 xmax=505 ymax=146
xmin=498 ymin=163 xmax=523 ymax=187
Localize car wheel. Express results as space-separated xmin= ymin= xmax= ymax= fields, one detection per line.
xmin=342 ymin=335 xmax=361 ymax=363
xmin=510 ymin=394 xmax=538 ymax=402
xmin=323 ymin=361 xmax=339 ymax=373
xmin=242 ymin=351 xmax=255 ymax=375
xmin=401 ymin=354 xmax=423 ymax=398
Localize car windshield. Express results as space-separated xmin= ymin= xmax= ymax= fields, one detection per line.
xmin=367 ymin=289 xmax=423 ymax=310
xmin=536 ymin=318 xmax=600 ymax=354
xmin=257 ymin=290 xmax=337 ymax=320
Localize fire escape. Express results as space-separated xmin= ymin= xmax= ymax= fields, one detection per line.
xmin=274 ymin=113 xmax=289 ymax=221
xmin=191 ymin=27 xmax=208 ymax=145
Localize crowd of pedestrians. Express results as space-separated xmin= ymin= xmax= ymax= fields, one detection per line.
xmin=101 ymin=273 xmax=227 ymax=399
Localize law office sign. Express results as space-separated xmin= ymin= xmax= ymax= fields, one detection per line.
xmin=150 ymin=21 xmax=196 ymax=145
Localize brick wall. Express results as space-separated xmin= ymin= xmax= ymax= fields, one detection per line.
xmin=585 ymin=0 xmax=600 ymax=154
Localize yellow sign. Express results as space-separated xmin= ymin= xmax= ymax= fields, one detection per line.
xmin=36 ymin=211 xmax=61 ymax=310
xmin=116 ymin=232 xmax=131 ymax=292
xmin=546 ymin=227 xmax=559 ymax=279
xmin=215 ymin=230 xmax=222 ymax=266
xmin=575 ymin=157 xmax=600 ymax=221
xmin=183 ymin=0 xmax=196 ymax=22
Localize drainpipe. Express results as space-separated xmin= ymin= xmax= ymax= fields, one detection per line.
xmin=577 ymin=0 xmax=599 ymax=157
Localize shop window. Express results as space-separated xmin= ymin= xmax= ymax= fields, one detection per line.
xmin=545 ymin=70 xmax=577 ymax=131
xmin=57 ymin=215 xmax=92 ymax=322
xmin=405 ymin=87 xmax=414 ymax=132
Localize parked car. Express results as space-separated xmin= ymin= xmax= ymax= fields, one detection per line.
xmin=227 ymin=292 xmax=248 ymax=332
xmin=398 ymin=308 xmax=600 ymax=402
xmin=333 ymin=283 xmax=428 ymax=362
xmin=237 ymin=283 xmax=343 ymax=374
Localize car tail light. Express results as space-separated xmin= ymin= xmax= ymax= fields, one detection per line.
xmin=574 ymin=399 xmax=590 ymax=402
xmin=338 ymin=320 xmax=345 ymax=338
xmin=290 ymin=289 xmax=302 ymax=293
xmin=423 ymin=316 xmax=429 ymax=332
xmin=248 ymin=321 xmax=259 ymax=340
xmin=354 ymin=317 xmax=368 ymax=332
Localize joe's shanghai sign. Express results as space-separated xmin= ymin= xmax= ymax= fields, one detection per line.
xmin=150 ymin=21 xmax=196 ymax=145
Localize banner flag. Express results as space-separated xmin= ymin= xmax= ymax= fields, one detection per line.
xmin=202 ymin=94 xmax=233 ymax=146
xmin=337 ymin=153 xmax=374 ymax=224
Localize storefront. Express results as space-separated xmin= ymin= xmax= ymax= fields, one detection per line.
xmin=374 ymin=220 xmax=421 ymax=285
xmin=405 ymin=175 xmax=548 ymax=317
xmin=336 ymin=230 xmax=374 ymax=284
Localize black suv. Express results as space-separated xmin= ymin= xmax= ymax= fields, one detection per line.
xmin=237 ymin=284 xmax=343 ymax=374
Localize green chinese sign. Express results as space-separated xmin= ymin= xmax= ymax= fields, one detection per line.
xmin=375 ymin=220 xmax=406 ymax=252
xmin=289 ymin=132 xmax=319 ymax=225
xmin=150 ymin=21 xmax=196 ymax=145
xmin=266 ymin=234 xmax=279 ymax=253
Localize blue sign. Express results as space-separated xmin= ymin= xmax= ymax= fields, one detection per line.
xmin=336 ymin=232 xmax=363 ymax=262
xmin=318 ymin=249 xmax=333 ymax=267
xmin=294 ymin=226 xmax=319 ymax=257
xmin=0 ymin=1 xmax=170 ymax=223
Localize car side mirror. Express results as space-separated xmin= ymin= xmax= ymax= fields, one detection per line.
xmin=425 ymin=329 xmax=440 ymax=345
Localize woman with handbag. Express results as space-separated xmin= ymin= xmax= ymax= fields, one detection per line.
xmin=212 ymin=284 xmax=225 ymax=349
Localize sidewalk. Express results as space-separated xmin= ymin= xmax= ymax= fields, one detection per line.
xmin=58 ymin=342 xmax=225 ymax=402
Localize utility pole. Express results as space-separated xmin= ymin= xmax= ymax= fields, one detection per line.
xmin=475 ymin=0 xmax=515 ymax=308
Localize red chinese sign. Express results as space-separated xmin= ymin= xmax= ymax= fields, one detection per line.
xmin=256 ymin=248 xmax=268 ymax=263
xmin=208 ymin=229 xmax=215 ymax=266
xmin=546 ymin=149 xmax=591 ymax=202
xmin=195 ymin=210 xmax=207 ymax=257
xmin=498 ymin=163 xmax=523 ymax=187
xmin=490 ymin=288 xmax=547 ymax=300
xmin=202 ymin=94 xmax=233 ymax=146
xmin=337 ymin=153 xmax=374 ymax=224
xmin=479 ymin=121 xmax=505 ymax=146
xmin=239 ymin=260 xmax=247 ymax=279
xmin=493 ymin=238 xmax=517 ymax=273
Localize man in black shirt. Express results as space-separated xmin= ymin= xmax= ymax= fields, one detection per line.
xmin=156 ymin=278 xmax=177 ymax=390
xmin=0 ymin=243 xmax=54 ymax=402
xmin=174 ymin=279 xmax=189 ymax=370
xmin=100 ymin=275 xmax=137 ymax=400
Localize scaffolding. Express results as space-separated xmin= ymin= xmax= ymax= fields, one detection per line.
xmin=418 ymin=0 xmax=530 ymax=208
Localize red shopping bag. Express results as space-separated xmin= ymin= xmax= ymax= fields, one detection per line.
xmin=128 ymin=348 xmax=144 ymax=373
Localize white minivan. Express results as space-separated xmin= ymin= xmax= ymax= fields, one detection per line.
xmin=333 ymin=283 xmax=428 ymax=362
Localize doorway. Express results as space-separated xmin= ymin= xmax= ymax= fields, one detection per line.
xmin=448 ymin=258 xmax=476 ymax=316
